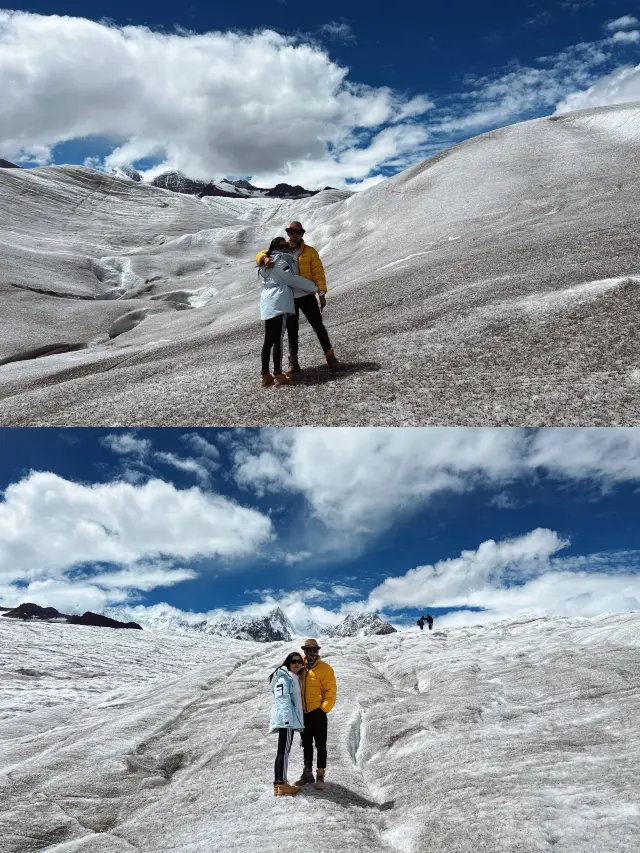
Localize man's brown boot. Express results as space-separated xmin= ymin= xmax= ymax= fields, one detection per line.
xmin=294 ymin=766 xmax=315 ymax=786
xmin=274 ymin=781 xmax=300 ymax=797
xmin=325 ymin=348 xmax=341 ymax=370
xmin=315 ymin=768 xmax=325 ymax=791
xmin=286 ymin=355 xmax=301 ymax=376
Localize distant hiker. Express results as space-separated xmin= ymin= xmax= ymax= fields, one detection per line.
xmin=269 ymin=651 xmax=305 ymax=797
xmin=295 ymin=638 xmax=337 ymax=792
xmin=256 ymin=221 xmax=341 ymax=373
xmin=426 ymin=613 xmax=434 ymax=630
xmin=417 ymin=615 xmax=425 ymax=631
xmin=258 ymin=237 xmax=319 ymax=387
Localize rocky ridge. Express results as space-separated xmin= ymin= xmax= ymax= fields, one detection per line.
xmin=2 ymin=602 xmax=142 ymax=629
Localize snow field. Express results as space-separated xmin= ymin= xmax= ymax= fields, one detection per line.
xmin=1 ymin=612 xmax=638 ymax=852
xmin=1 ymin=103 xmax=639 ymax=424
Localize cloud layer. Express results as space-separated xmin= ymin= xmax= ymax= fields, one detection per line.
xmin=232 ymin=427 xmax=640 ymax=536
xmin=2 ymin=428 xmax=639 ymax=625
xmin=0 ymin=10 xmax=431 ymax=187
xmin=0 ymin=471 xmax=272 ymax=611
xmin=2 ymin=11 xmax=640 ymax=186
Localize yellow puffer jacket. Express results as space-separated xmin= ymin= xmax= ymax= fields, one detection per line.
xmin=256 ymin=242 xmax=327 ymax=292
xmin=301 ymin=658 xmax=336 ymax=713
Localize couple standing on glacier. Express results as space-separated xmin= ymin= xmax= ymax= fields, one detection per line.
xmin=256 ymin=221 xmax=341 ymax=386
xmin=268 ymin=638 xmax=337 ymax=797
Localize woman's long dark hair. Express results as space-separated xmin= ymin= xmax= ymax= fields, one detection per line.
xmin=267 ymin=236 xmax=288 ymax=255
xmin=268 ymin=651 xmax=302 ymax=684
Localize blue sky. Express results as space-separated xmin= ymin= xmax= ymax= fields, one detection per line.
xmin=1 ymin=427 xmax=638 ymax=629
xmin=2 ymin=2 xmax=640 ymax=187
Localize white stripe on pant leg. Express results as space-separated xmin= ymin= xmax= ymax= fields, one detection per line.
xmin=283 ymin=728 xmax=293 ymax=781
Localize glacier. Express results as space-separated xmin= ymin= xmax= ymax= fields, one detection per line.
xmin=0 ymin=611 xmax=638 ymax=852
xmin=0 ymin=103 xmax=639 ymax=426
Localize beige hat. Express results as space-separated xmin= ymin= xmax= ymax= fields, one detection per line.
xmin=301 ymin=638 xmax=320 ymax=649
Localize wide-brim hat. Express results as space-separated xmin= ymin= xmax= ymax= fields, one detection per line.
xmin=301 ymin=638 xmax=320 ymax=650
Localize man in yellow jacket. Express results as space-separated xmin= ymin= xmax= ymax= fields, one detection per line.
xmin=295 ymin=638 xmax=337 ymax=791
xmin=256 ymin=221 xmax=340 ymax=373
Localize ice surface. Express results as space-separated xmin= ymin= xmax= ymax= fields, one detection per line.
xmin=1 ymin=612 xmax=638 ymax=852
xmin=1 ymin=103 xmax=640 ymax=425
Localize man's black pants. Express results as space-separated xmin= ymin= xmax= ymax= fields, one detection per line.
xmin=287 ymin=294 xmax=332 ymax=357
xmin=301 ymin=708 xmax=327 ymax=769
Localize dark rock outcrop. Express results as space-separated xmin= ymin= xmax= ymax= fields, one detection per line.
xmin=0 ymin=159 xmax=20 ymax=169
xmin=1 ymin=602 xmax=142 ymax=629
xmin=195 ymin=181 xmax=243 ymax=199
xmin=266 ymin=183 xmax=316 ymax=198
xmin=67 ymin=611 xmax=143 ymax=629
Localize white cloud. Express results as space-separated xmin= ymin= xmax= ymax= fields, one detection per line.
xmin=366 ymin=529 xmax=569 ymax=610
xmin=282 ymin=551 xmax=313 ymax=565
xmin=489 ymin=491 xmax=519 ymax=510
xmin=102 ymin=431 xmax=220 ymax=487
xmin=331 ymin=584 xmax=359 ymax=598
xmin=101 ymin=433 xmax=150 ymax=457
xmin=611 ymin=30 xmax=640 ymax=43
xmin=606 ymin=15 xmax=639 ymax=31
xmin=233 ymin=427 xmax=525 ymax=534
xmin=154 ymin=451 xmax=212 ymax=487
xmin=1 ymin=578 xmax=131 ymax=614
xmin=528 ymin=428 xmax=640 ymax=482
xmin=89 ymin=565 xmax=197 ymax=590
xmin=0 ymin=11 xmax=431 ymax=188
xmin=181 ymin=433 xmax=220 ymax=462
xmin=365 ymin=530 xmax=640 ymax=625
xmin=233 ymin=428 xmax=640 ymax=541
xmin=319 ymin=21 xmax=355 ymax=43
xmin=555 ymin=63 xmax=640 ymax=112
xmin=0 ymin=472 xmax=273 ymax=587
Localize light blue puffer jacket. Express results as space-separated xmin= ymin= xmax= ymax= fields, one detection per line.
xmin=259 ymin=252 xmax=318 ymax=321
xmin=269 ymin=667 xmax=304 ymax=733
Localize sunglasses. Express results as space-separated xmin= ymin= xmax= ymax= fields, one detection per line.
xmin=286 ymin=228 xmax=304 ymax=235
xmin=302 ymin=648 xmax=319 ymax=653
xmin=290 ymin=658 xmax=303 ymax=664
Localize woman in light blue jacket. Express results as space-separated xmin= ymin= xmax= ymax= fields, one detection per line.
xmin=269 ymin=651 xmax=305 ymax=796
xmin=259 ymin=237 xmax=318 ymax=387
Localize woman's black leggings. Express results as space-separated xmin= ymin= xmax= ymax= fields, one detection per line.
xmin=262 ymin=314 xmax=287 ymax=375
xmin=274 ymin=728 xmax=295 ymax=783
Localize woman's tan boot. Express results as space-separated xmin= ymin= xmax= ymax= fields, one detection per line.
xmin=273 ymin=373 xmax=292 ymax=386
xmin=274 ymin=781 xmax=300 ymax=796
xmin=261 ymin=373 xmax=274 ymax=387
xmin=315 ymin=769 xmax=325 ymax=791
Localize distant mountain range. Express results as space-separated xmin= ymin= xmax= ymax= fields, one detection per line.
xmin=0 ymin=159 xmax=332 ymax=199
xmin=104 ymin=605 xmax=396 ymax=642
xmin=0 ymin=602 xmax=396 ymax=640
xmin=110 ymin=166 xmax=335 ymax=199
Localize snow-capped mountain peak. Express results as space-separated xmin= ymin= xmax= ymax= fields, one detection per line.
xmin=105 ymin=605 xmax=395 ymax=642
